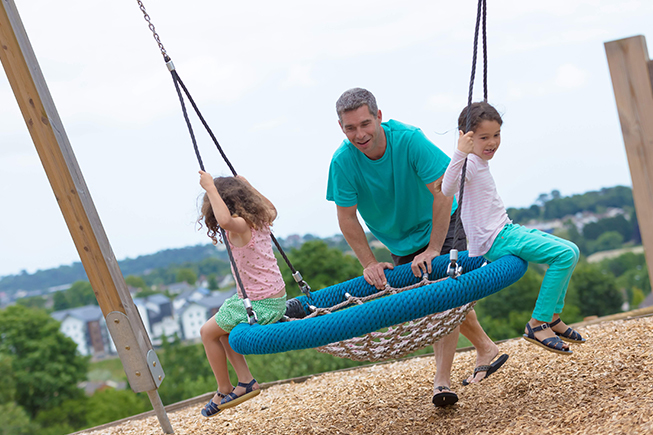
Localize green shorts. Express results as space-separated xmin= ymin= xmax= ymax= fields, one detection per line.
xmin=215 ymin=293 xmax=287 ymax=333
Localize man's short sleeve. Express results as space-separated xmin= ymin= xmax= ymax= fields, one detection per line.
xmin=408 ymin=128 xmax=451 ymax=185
xmin=326 ymin=154 xmax=357 ymax=207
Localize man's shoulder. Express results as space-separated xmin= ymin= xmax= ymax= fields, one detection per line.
xmin=383 ymin=119 xmax=437 ymax=150
xmin=383 ymin=119 xmax=421 ymax=134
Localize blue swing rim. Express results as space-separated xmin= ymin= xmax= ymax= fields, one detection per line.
xmin=229 ymin=251 xmax=527 ymax=355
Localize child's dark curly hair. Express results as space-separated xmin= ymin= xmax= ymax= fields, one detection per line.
xmin=198 ymin=177 xmax=275 ymax=245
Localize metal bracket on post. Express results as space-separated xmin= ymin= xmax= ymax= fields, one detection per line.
xmin=147 ymin=349 xmax=166 ymax=388
xmin=106 ymin=311 xmax=157 ymax=393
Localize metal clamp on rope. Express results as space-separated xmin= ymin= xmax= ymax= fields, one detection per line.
xmin=447 ymin=249 xmax=463 ymax=279
xmin=165 ymin=58 xmax=175 ymax=72
xmin=293 ymin=271 xmax=312 ymax=300
xmin=243 ymin=298 xmax=258 ymax=325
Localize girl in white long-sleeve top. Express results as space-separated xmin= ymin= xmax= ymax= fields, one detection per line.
xmin=442 ymin=102 xmax=585 ymax=355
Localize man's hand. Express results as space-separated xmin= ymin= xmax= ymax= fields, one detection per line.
xmin=411 ymin=248 xmax=440 ymax=278
xmin=363 ymin=261 xmax=394 ymax=289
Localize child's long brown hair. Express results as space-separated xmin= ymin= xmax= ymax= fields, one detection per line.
xmin=198 ymin=177 xmax=275 ymax=244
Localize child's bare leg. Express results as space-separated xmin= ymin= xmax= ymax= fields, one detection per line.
xmin=200 ymin=319 xmax=234 ymax=403
xmin=219 ymin=335 xmax=259 ymax=396
xmin=459 ymin=309 xmax=500 ymax=383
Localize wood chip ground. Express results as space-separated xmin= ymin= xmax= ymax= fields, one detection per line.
xmin=81 ymin=316 xmax=653 ymax=435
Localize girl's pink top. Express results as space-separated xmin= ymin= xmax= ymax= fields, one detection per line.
xmin=442 ymin=149 xmax=511 ymax=257
xmin=227 ymin=223 xmax=286 ymax=300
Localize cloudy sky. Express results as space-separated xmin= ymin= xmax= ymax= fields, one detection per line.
xmin=1 ymin=0 xmax=652 ymax=277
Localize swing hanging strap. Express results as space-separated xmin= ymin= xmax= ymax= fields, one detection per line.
xmin=449 ymin=0 xmax=488 ymax=279
xmin=135 ymin=1 xmax=312 ymax=310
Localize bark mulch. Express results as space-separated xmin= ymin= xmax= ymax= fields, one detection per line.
xmin=82 ymin=315 xmax=653 ymax=435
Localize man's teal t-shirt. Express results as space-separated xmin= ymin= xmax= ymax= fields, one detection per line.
xmin=326 ymin=120 xmax=457 ymax=256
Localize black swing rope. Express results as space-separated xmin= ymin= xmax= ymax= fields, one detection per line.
xmin=448 ymin=0 xmax=488 ymax=278
xmin=136 ymin=1 xmax=311 ymax=324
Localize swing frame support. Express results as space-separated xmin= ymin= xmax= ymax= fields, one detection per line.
xmin=605 ymin=35 xmax=653 ymax=295
xmin=0 ymin=1 xmax=173 ymax=433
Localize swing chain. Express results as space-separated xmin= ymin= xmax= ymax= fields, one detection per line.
xmin=136 ymin=0 xmax=169 ymax=61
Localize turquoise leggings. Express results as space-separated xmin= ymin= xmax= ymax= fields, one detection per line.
xmin=484 ymin=224 xmax=580 ymax=322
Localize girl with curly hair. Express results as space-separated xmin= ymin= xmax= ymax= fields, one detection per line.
xmin=197 ymin=171 xmax=286 ymax=417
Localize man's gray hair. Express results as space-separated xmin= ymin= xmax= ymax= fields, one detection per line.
xmin=335 ymin=88 xmax=378 ymax=122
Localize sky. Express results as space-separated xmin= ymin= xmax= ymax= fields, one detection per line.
xmin=1 ymin=0 xmax=652 ymax=277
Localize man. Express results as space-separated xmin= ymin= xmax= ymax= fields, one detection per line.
xmin=326 ymin=88 xmax=507 ymax=407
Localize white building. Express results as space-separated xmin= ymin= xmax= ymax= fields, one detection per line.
xmin=178 ymin=289 xmax=236 ymax=340
xmin=134 ymin=294 xmax=179 ymax=345
xmin=52 ymin=289 xmax=237 ymax=355
xmin=52 ymin=305 xmax=111 ymax=357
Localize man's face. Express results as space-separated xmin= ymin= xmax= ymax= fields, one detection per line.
xmin=339 ymin=105 xmax=385 ymax=159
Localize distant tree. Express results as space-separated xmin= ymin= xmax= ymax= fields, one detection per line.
xmin=536 ymin=193 xmax=550 ymax=206
xmin=16 ymin=295 xmax=48 ymax=310
xmin=0 ymin=354 xmax=16 ymax=404
xmin=52 ymin=290 xmax=69 ymax=312
xmin=176 ymin=268 xmax=197 ymax=285
xmin=157 ymin=335 xmax=214 ymax=405
xmin=0 ymin=305 xmax=88 ymax=417
xmin=583 ymin=215 xmax=632 ymax=241
xmin=125 ymin=275 xmax=148 ymax=290
xmin=616 ymin=268 xmax=651 ymax=299
xmin=33 ymin=396 xmax=88 ymax=434
xmin=631 ymin=287 xmax=646 ymax=308
xmin=207 ymin=274 xmax=219 ymax=290
xmin=601 ymin=252 xmax=647 ymax=278
xmin=476 ymin=269 xmax=542 ymax=320
xmin=197 ymin=257 xmax=230 ymax=277
xmin=372 ymin=247 xmax=393 ymax=264
xmin=134 ymin=289 xmax=164 ymax=298
xmin=0 ymin=402 xmax=40 ymax=435
xmin=590 ymin=231 xmax=624 ymax=253
xmin=66 ymin=281 xmax=98 ymax=307
xmin=507 ymin=204 xmax=542 ymax=224
xmin=279 ymin=240 xmax=363 ymax=297
xmin=630 ymin=209 xmax=641 ymax=244
xmin=569 ymin=263 xmax=623 ymax=318
xmin=84 ymin=389 xmax=150 ymax=428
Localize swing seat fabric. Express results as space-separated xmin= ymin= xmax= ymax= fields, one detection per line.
xmin=229 ymin=251 xmax=527 ymax=355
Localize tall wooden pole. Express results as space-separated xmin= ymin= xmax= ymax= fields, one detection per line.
xmin=0 ymin=1 xmax=173 ymax=432
xmin=605 ymin=35 xmax=653 ymax=293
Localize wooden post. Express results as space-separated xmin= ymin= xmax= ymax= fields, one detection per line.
xmin=605 ymin=35 xmax=653 ymax=293
xmin=0 ymin=1 xmax=173 ymax=433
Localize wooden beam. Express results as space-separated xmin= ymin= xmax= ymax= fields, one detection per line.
xmin=605 ymin=35 xmax=653 ymax=292
xmin=0 ymin=1 xmax=173 ymax=432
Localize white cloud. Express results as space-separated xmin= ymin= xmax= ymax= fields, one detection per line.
xmin=426 ymin=94 xmax=464 ymax=113
xmin=506 ymin=63 xmax=588 ymax=100
xmin=282 ymin=64 xmax=316 ymax=88
xmin=554 ymin=64 xmax=589 ymax=89
xmin=251 ymin=117 xmax=287 ymax=132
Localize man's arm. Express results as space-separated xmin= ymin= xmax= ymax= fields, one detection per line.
xmin=410 ymin=175 xmax=453 ymax=277
xmin=336 ymin=204 xmax=394 ymax=289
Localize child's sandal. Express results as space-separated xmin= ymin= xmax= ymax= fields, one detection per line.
xmin=523 ymin=323 xmax=573 ymax=355
xmin=200 ymin=390 xmax=230 ymax=417
xmin=218 ymin=379 xmax=261 ymax=410
xmin=549 ymin=318 xmax=586 ymax=343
